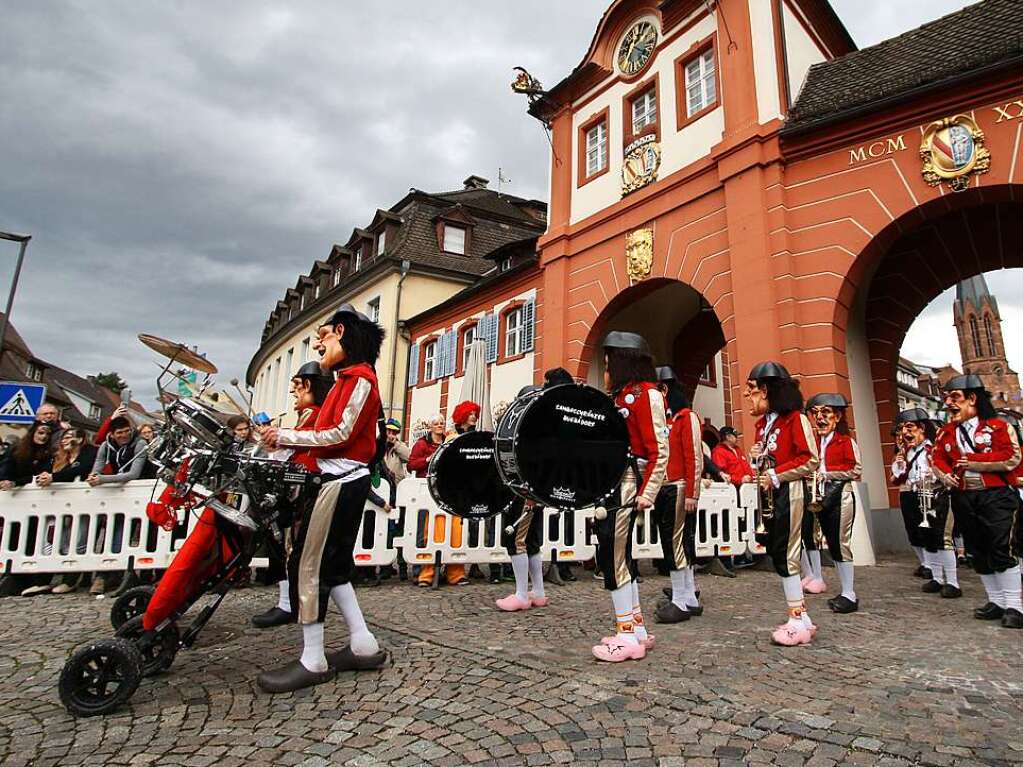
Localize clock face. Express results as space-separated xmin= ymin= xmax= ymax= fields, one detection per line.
xmin=617 ymin=20 xmax=658 ymax=76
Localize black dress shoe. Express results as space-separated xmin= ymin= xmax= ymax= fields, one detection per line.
xmin=558 ymin=565 xmax=577 ymax=582
xmin=654 ymin=601 xmax=691 ymax=623
xmin=1001 ymin=608 xmax=1023 ymax=629
xmin=257 ymin=660 xmax=335 ymax=693
xmin=940 ymin=584 xmax=962 ymax=599
xmin=974 ymin=602 xmax=1005 ymax=620
xmin=326 ymin=645 xmax=388 ymax=671
xmin=921 ymin=580 xmax=943 ymax=594
xmin=685 ymin=604 xmax=704 ymax=617
xmin=828 ymin=595 xmax=859 ymax=613
xmin=251 ymin=606 xmax=293 ymax=628
xmin=913 ymin=565 xmax=932 ymax=579
xmin=662 ymin=586 xmax=672 ymax=599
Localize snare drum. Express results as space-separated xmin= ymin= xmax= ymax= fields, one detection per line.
xmin=494 ymin=384 xmax=629 ymax=510
xmin=427 ymin=430 xmax=518 ymax=520
xmin=167 ymin=398 xmax=233 ymax=449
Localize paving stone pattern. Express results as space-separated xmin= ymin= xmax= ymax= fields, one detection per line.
xmin=1 ymin=558 xmax=1022 ymax=766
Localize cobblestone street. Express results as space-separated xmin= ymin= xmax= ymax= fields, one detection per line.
xmin=2 ymin=557 xmax=1022 ymax=767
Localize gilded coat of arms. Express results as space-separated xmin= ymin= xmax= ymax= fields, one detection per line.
xmin=625 ymin=229 xmax=653 ymax=284
xmin=920 ymin=114 xmax=990 ymax=192
xmin=622 ymin=135 xmax=661 ymax=196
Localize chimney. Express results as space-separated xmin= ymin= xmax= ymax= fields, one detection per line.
xmin=463 ymin=175 xmax=490 ymax=190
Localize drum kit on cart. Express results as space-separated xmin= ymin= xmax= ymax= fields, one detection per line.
xmin=58 ymin=335 xmax=633 ymax=717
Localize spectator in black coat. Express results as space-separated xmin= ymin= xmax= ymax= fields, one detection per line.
xmin=0 ymin=421 xmax=53 ymax=489
xmin=36 ymin=428 xmax=97 ymax=485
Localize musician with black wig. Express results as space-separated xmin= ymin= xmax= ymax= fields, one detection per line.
xmin=801 ymin=393 xmax=864 ymax=613
xmin=653 ymin=371 xmax=705 ymax=623
xmin=251 ymin=360 xmax=337 ymax=630
xmin=744 ymin=362 xmax=820 ymax=646
xmin=931 ymin=375 xmax=1022 ymax=629
xmin=257 ymin=304 xmax=389 ymax=692
xmin=591 ymin=332 xmax=667 ymax=663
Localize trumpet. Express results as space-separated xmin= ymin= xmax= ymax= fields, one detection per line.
xmin=917 ymin=472 xmax=936 ymax=528
xmin=807 ymin=469 xmax=826 ymax=515
xmin=752 ymin=443 xmax=776 ymax=536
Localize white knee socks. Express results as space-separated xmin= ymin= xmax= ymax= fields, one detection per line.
xmin=781 ymin=574 xmax=811 ymax=629
xmin=300 ymin=622 xmax=327 ymax=672
xmin=611 ymin=583 xmax=638 ymax=644
xmin=277 ymin=580 xmax=292 ymax=613
xmin=684 ymin=566 xmax=699 ymax=608
xmin=835 ymin=561 xmax=855 ymax=602
xmin=800 ymin=550 xmax=812 ymax=580
xmin=923 ymin=551 xmax=941 ymax=583
xmin=979 ymin=573 xmax=1004 ymax=607
xmin=808 ymin=550 xmax=823 ymax=581
xmin=912 ymin=546 xmax=925 ymax=566
xmin=631 ymin=580 xmax=648 ymax=641
xmin=996 ymin=565 xmax=1022 ymax=612
xmin=528 ymin=554 xmax=545 ymax=599
xmin=939 ymin=550 xmax=959 ymax=588
xmin=330 ymin=583 xmax=379 ymax=656
xmin=669 ymin=569 xmax=687 ymax=610
xmin=510 ymin=553 xmax=529 ymax=601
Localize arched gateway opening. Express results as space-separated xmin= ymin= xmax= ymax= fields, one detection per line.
xmin=843 ymin=185 xmax=1023 ymax=543
xmin=582 ymin=278 xmax=729 ymax=430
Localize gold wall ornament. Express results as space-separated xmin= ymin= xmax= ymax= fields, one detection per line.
xmin=622 ymin=135 xmax=661 ymax=196
xmin=625 ymin=228 xmax=654 ymax=284
xmin=920 ymin=114 xmax=991 ymax=192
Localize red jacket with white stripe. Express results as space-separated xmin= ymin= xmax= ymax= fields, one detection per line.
xmin=667 ymin=408 xmax=704 ymax=500
xmin=711 ymin=443 xmax=753 ymax=486
xmin=931 ymin=417 xmax=1021 ymax=490
xmin=288 ymin=405 xmax=321 ymax=473
xmin=276 ymin=363 xmax=381 ymax=467
xmin=614 ymin=382 xmax=668 ymax=504
xmin=754 ymin=410 xmax=819 ymax=483
xmin=817 ymin=432 xmax=861 ymax=481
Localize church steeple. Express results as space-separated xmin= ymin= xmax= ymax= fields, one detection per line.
xmin=952 ymin=271 xmax=1020 ymax=412
xmin=954 ymin=273 xmax=998 ymax=320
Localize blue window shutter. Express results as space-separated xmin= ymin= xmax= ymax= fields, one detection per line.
xmin=523 ymin=299 xmax=536 ymax=352
xmin=484 ymin=313 xmax=498 ymax=363
xmin=442 ymin=331 xmax=456 ymax=377
xmin=407 ymin=342 xmax=419 ymax=386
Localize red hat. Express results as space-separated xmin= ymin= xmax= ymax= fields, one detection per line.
xmin=451 ymin=400 xmax=481 ymax=426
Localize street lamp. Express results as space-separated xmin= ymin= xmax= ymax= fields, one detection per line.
xmin=0 ymin=231 xmax=31 ymax=356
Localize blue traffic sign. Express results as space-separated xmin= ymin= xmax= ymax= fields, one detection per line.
xmin=0 ymin=381 xmax=47 ymax=424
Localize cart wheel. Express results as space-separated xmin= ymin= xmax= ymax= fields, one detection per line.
xmin=59 ymin=638 xmax=143 ymax=717
xmin=110 ymin=585 xmax=155 ymax=630
xmin=115 ymin=616 xmax=180 ymax=677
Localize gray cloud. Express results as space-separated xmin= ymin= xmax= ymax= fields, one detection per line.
xmin=0 ymin=1 xmax=983 ymax=404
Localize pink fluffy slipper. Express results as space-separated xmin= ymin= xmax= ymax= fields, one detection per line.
xmin=771 ymin=624 xmax=813 ymax=646
xmin=592 ymin=637 xmax=646 ymax=662
xmin=528 ymin=592 xmax=549 ymax=607
xmin=495 ymin=594 xmax=531 ymax=612
xmin=804 ymin=578 xmax=828 ymax=594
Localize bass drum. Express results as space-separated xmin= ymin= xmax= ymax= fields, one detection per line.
xmin=495 ymin=384 xmax=629 ymax=510
xmin=427 ymin=430 xmax=518 ymax=520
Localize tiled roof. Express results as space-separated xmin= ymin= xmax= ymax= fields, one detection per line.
xmin=784 ymin=0 xmax=1023 ymax=134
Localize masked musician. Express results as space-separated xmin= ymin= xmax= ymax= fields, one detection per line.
xmin=931 ymin=375 xmax=1022 ymax=628
xmin=890 ymin=409 xmax=935 ymax=579
xmin=592 ymin=331 xmax=667 ymax=662
xmin=1000 ymin=410 xmax=1023 ymax=559
xmin=257 ymin=304 xmax=388 ymax=691
xmin=745 ymin=362 xmax=820 ymax=646
xmin=496 ymin=384 xmax=548 ymax=612
xmin=802 ymin=393 xmax=863 ymax=613
xmin=654 ymin=378 xmax=704 ymax=623
xmin=252 ymin=361 xmax=336 ymax=629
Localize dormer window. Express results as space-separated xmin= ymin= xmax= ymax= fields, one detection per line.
xmin=443 ymin=225 xmax=466 ymax=255
xmin=26 ymin=362 xmax=43 ymax=382
xmin=376 ymin=232 xmax=386 ymax=257
xmin=333 ymin=268 xmax=342 ymax=287
xmin=354 ymin=246 xmax=363 ymax=272
xmin=501 ymin=257 xmax=513 ymax=272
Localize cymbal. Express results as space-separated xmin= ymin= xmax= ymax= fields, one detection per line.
xmin=138 ymin=333 xmax=218 ymax=374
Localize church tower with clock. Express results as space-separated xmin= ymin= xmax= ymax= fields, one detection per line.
xmin=953 ymin=274 xmax=1022 ymax=412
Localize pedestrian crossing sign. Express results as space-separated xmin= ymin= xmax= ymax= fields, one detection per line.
xmin=0 ymin=381 xmax=47 ymax=424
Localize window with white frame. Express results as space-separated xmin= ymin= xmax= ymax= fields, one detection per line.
xmin=354 ymin=247 xmax=363 ymax=272
xmin=376 ymin=232 xmax=386 ymax=256
xmin=88 ymin=403 xmax=102 ymax=420
xmin=367 ymin=296 xmax=381 ymax=323
xmin=301 ymin=338 xmax=310 ymax=363
xmin=684 ymin=48 xmax=716 ymax=117
xmin=462 ymin=324 xmax=477 ymax=370
xmin=585 ymin=121 xmax=608 ymax=177
xmin=443 ymin=225 xmax=466 ymax=255
xmin=27 ymin=362 xmax=43 ymax=382
xmin=333 ymin=268 xmax=342 ymax=287
xmin=423 ymin=341 xmax=438 ymax=381
xmin=505 ymin=307 xmax=524 ymax=358
xmin=299 ymin=294 xmax=305 ymax=311
xmin=314 ymin=283 xmax=320 ymax=299
xmin=631 ymin=88 xmax=657 ymax=136
xmin=501 ymin=257 xmax=513 ymax=272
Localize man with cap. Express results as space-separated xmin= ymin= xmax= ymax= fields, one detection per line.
xmin=257 ymin=304 xmax=389 ymax=691
xmin=592 ymin=331 xmax=667 ymax=662
xmin=802 ymin=393 xmax=864 ymax=612
xmin=744 ymin=362 xmax=820 ymax=646
xmin=931 ymin=375 xmax=1022 ymax=628
xmin=382 ymin=418 xmax=409 ymax=579
xmin=712 ymin=426 xmax=753 ymax=486
xmin=252 ymin=360 xmax=336 ymax=628
xmin=654 ymin=373 xmax=705 ymax=623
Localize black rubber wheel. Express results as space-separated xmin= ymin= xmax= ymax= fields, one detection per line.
xmin=58 ymin=638 xmax=143 ymax=717
xmin=110 ymin=585 xmax=155 ymax=630
xmin=115 ymin=615 xmax=179 ymax=676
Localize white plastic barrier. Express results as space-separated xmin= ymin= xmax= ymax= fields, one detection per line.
xmin=694 ymin=483 xmax=748 ymax=558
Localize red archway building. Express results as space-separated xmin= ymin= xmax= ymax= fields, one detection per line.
xmin=528 ymin=0 xmax=1023 ymax=509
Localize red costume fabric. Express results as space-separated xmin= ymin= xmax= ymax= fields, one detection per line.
xmin=408 ymin=436 xmax=441 ymax=477
xmin=667 ymin=408 xmax=703 ymax=500
xmin=931 ymin=418 xmax=1021 ymax=489
xmin=818 ymin=432 xmax=861 ymax=479
xmin=288 ymin=405 xmax=321 ymax=473
xmin=614 ymin=381 xmax=668 ymax=503
xmin=754 ymin=411 xmax=818 ymax=481
xmin=711 ymin=443 xmax=753 ymax=486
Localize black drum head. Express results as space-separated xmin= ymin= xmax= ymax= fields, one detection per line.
xmin=499 ymin=384 xmax=629 ymax=509
xmin=428 ymin=431 xmax=517 ymax=520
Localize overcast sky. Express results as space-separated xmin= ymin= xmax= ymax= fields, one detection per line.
xmin=3 ymin=0 xmax=1008 ymax=407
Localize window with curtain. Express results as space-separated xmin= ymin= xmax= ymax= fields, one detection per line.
xmin=443 ymin=225 xmax=466 ymax=254
xmin=424 ymin=341 xmax=438 ymax=381
xmin=505 ymin=308 xmax=524 ymax=357
xmin=684 ymin=48 xmax=716 ymax=117
xmin=631 ymin=87 xmax=657 ymax=136
xmin=585 ymin=121 xmax=608 ymax=177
